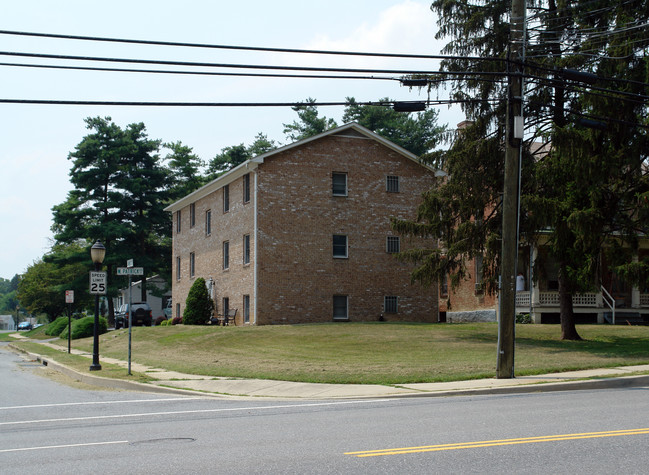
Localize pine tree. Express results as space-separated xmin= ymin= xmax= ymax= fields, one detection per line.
xmin=399 ymin=0 xmax=649 ymax=339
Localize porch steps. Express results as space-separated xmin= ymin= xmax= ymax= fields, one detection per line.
xmin=603 ymin=312 xmax=648 ymax=325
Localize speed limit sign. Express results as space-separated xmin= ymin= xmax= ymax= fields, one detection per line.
xmin=89 ymin=271 xmax=107 ymax=295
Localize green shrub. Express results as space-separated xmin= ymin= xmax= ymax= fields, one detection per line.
xmin=160 ymin=319 xmax=171 ymax=326
xmin=45 ymin=317 xmax=70 ymax=336
xmin=59 ymin=316 xmax=108 ymax=340
xmin=183 ymin=277 xmax=213 ymax=325
xmin=516 ymin=313 xmax=532 ymax=324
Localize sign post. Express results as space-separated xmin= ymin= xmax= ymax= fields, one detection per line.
xmin=117 ymin=265 xmax=143 ymax=376
xmin=65 ymin=290 xmax=74 ymax=353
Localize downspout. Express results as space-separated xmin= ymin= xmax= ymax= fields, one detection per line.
xmin=253 ymin=169 xmax=258 ymax=325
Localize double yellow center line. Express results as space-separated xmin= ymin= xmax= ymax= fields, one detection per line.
xmin=346 ymin=428 xmax=649 ymax=458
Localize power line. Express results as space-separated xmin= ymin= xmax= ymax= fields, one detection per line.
xmin=0 ymin=29 xmax=504 ymax=64
xmin=0 ymin=61 xmax=398 ymax=82
xmin=0 ymin=98 xmax=496 ymax=107
xmin=0 ymin=50 xmax=508 ymax=77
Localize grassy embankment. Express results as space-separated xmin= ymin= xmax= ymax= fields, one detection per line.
xmin=11 ymin=322 xmax=649 ymax=385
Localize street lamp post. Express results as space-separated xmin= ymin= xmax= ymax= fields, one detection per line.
xmin=89 ymin=240 xmax=106 ymax=371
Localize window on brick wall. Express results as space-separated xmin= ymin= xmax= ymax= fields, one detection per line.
xmin=333 ymin=234 xmax=348 ymax=258
xmin=475 ymin=255 xmax=484 ymax=294
xmin=176 ymin=303 xmax=181 ymax=319
xmin=243 ymin=234 xmax=251 ymax=264
xmin=243 ymin=295 xmax=250 ymax=324
xmin=190 ymin=252 xmax=195 ymax=277
xmin=332 ymin=172 xmax=347 ymax=196
xmin=386 ymin=236 xmax=400 ymax=253
xmin=333 ymin=295 xmax=348 ymax=320
xmin=176 ymin=256 xmax=181 ymax=281
xmin=223 ymin=185 xmax=230 ymax=213
xmin=243 ymin=173 xmax=251 ymax=203
xmin=176 ymin=210 xmax=181 ymax=233
xmin=190 ymin=203 xmax=196 ymax=228
xmin=441 ymin=273 xmax=448 ymax=297
xmin=386 ymin=175 xmax=400 ymax=193
xmin=205 ymin=209 xmax=211 ymax=236
xmin=223 ymin=297 xmax=230 ymax=317
xmin=223 ymin=241 xmax=230 ymax=269
xmin=384 ymin=296 xmax=399 ymax=314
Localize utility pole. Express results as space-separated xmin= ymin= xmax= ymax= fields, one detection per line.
xmin=497 ymin=0 xmax=526 ymax=378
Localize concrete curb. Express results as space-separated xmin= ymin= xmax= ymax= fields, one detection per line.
xmin=9 ymin=344 xmax=224 ymax=399
xmin=391 ymin=374 xmax=649 ymax=398
xmin=8 ymin=343 xmax=649 ymax=400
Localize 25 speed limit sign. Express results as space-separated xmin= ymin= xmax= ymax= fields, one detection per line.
xmin=89 ymin=271 xmax=107 ymax=295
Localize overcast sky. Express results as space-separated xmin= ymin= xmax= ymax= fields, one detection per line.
xmin=0 ymin=0 xmax=464 ymax=279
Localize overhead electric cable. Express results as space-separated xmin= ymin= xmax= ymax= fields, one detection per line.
xmin=0 ymin=29 xmax=505 ymax=64
xmin=0 ymin=61 xmax=398 ymax=81
xmin=0 ymin=98 xmax=497 ymax=107
xmin=0 ymin=50 xmax=508 ymax=77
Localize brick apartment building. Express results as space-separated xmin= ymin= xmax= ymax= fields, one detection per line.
xmin=165 ymin=123 xmax=443 ymax=325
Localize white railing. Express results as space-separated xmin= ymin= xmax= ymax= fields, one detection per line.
xmin=538 ymin=292 xmax=598 ymax=307
xmin=640 ymin=294 xmax=649 ymax=307
xmin=515 ymin=292 xmax=531 ymax=307
xmin=601 ymin=285 xmax=616 ymax=324
xmin=573 ymin=293 xmax=598 ymax=306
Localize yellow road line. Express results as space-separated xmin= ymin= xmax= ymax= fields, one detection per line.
xmin=346 ymin=428 xmax=649 ymax=458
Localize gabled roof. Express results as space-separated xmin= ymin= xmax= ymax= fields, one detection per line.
xmin=165 ymin=122 xmax=444 ymax=213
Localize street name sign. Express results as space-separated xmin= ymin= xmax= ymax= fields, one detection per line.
xmin=117 ymin=267 xmax=144 ymax=276
xmin=89 ymin=271 xmax=107 ymax=295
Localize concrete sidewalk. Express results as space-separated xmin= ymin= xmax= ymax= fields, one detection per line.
xmin=9 ymin=335 xmax=649 ymax=399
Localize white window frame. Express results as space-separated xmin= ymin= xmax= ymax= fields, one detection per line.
xmin=332 ymin=172 xmax=348 ymax=196
xmin=223 ymin=241 xmax=230 ymax=270
xmin=333 ymin=234 xmax=348 ymax=258
xmin=243 ymin=295 xmax=250 ymax=324
xmin=223 ymin=185 xmax=230 ymax=213
xmin=384 ymin=296 xmax=399 ymax=314
xmin=243 ymin=173 xmax=251 ymax=203
xmin=205 ymin=209 xmax=211 ymax=236
xmin=386 ymin=175 xmax=400 ymax=193
xmin=386 ymin=236 xmax=400 ymax=253
xmin=333 ymin=295 xmax=349 ymax=321
xmin=243 ymin=234 xmax=251 ymax=265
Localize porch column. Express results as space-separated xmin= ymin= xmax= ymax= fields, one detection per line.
xmin=530 ymin=244 xmax=541 ymax=323
xmin=632 ymin=253 xmax=640 ymax=309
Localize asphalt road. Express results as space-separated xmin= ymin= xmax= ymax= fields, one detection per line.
xmin=2 ymin=344 xmax=649 ymax=474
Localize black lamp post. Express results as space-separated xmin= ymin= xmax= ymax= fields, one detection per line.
xmin=90 ymin=240 xmax=106 ymax=371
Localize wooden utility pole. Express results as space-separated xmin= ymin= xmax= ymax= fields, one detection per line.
xmin=497 ymin=0 xmax=526 ymax=378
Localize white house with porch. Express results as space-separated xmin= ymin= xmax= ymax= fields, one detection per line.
xmin=514 ymin=237 xmax=649 ymax=325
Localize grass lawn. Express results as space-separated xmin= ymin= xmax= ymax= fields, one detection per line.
xmin=16 ymin=322 xmax=649 ymax=385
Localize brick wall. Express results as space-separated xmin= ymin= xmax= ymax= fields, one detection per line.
xmin=255 ymin=131 xmax=439 ymax=324
xmin=171 ymin=127 xmax=440 ymax=325
xmin=439 ymin=256 xmax=497 ymax=314
xmin=171 ymin=170 xmax=255 ymax=325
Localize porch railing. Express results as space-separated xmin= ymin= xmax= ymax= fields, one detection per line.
xmin=537 ymin=292 xmax=597 ymax=307
xmin=515 ymin=292 xmax=531 ymax=307
xmin=601 ymin=285 xmax=616 ymax=324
